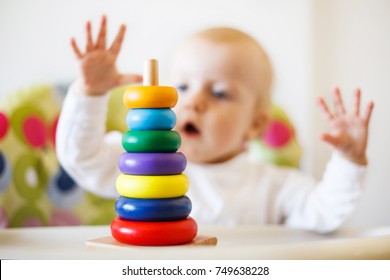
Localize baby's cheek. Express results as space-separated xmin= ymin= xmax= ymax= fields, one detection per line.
xmin=213 ymin=120 xmax=237 ymax=142
xmin=222 ymin=116 xmax=249 ymax=141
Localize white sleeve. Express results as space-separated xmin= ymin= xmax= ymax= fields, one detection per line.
xmin=280 ymin=152 xmax=367 ymax=233
xmin=56 ymin=81 xmax=122 ymax=199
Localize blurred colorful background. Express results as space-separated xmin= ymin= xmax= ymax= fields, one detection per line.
xmin=1 ymin=0 xmax=389 ymax=228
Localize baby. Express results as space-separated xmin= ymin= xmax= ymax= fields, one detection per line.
xmin=57 ymin=16 xmax=374 ymax=233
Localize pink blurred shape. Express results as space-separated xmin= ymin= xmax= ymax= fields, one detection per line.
xmin=50 ymin=209 xmax=81 ymax=226
xmin=0 ymin=112 xmax=9 ymax=140
xmin=22 ymin=115 xmax=47 ymax=149
xmin=263 ymin=120 xmax=292 ymax=148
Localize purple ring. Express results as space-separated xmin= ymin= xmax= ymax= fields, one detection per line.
xmin=118 ymin=152 xmax=187 ymax=175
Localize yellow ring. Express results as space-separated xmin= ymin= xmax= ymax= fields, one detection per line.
xmin=116 ymin=174 xmax=189 ymax=198
xmin=123 ymin=86 xmax=178 ymax=108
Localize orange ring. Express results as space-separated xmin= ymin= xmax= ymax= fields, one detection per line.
xmin=123 ymin=86 xmax=178 ymax=108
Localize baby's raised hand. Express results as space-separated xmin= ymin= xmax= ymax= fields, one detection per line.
xmin=317 ymin=88 xmax=374 ymax=165
xmin=71 ymin=15 xmax=142 ymax=96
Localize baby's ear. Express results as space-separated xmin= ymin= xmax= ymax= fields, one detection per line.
xmin=246 ymin=109 xmax=270 ymax=140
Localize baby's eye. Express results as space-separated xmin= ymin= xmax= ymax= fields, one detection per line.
xmin=176 ymin=84 xmax=188 ymax=93
xmin=212 ymin=89 xmax=228 ymax=99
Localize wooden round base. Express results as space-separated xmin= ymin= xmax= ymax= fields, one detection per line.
xmin=111 ymin=217 xmax=198 ymax=246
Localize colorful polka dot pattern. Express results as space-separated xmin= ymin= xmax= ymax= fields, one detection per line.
xmin=0 ymin=85 xmax=116 ymax=228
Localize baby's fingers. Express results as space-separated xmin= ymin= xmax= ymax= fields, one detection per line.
xmin=109 ymin=24 xmax=126 ymax=56
xmin=333 ymin=87 xmax=346 ymax=116
xmin=70 ymin=38 xmax=83 ymax=59
xmin=85 ymin=21 xmax=94 ymax=52
xmin=119 ymin=73 xmax=143 ymax=86
xmin=363 ymin=101 xmax=374 ymax=126
xmin=354 ymin=88 xmax=374 ymax=126
xmin=353 ymin=88 xmax=361 ymax=116
xmin=317 ymin=97 xmax=334 ymax=122
xmin=95 ymin=15 xmax=107 ymax=50
xmin=318 ymin=133 xmax=340 ymax=147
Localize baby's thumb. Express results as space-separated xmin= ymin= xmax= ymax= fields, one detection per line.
xmin=119 ymin=74 xmax=143 ymax=86
xmin=318 ymin=133 xmax=339 ymax=147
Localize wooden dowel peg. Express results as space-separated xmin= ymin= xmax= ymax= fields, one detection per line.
xmin=143 ymin=59 xmax=159 ymax=86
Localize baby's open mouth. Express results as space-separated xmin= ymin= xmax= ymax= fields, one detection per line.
xmin=183 ymin=122 xmax=200 ymax=137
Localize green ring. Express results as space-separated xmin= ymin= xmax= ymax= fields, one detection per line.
xmin=13 ymin=152 xmax=48 ymax=202
xmin=122 ymin=130 xmax=181 ymax=153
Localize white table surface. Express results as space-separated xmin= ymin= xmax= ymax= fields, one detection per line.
xmin=1 ymin=225 xmax=390 ymax=259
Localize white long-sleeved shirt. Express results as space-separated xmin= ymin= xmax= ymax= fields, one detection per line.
xmin=56 ymin=82 xmax=367 ymax=233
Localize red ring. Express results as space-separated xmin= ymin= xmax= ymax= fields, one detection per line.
xmin=111 ymin=217 xmax=198 ymax=246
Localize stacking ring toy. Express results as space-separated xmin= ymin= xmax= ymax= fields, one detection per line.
xmin=118 ymin=152 xmax=186 ymax=175
xmin=122 ymin=130 xmax=181 ymax=153
xmin=123 ymin=86 xmax=178 ymax=109
xmin=115 ymin=196 xmax=192 ymax=221
xmin=116 ymin=173 xmax=189 ymax=198
xmin=127 ymin=108 xmax=176 ymax=131
xmin=111 ymin=217 xmax=198 ymax=246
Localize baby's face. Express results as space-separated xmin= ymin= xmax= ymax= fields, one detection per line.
xmin=171 ymin=37 xmax=267 ymax=163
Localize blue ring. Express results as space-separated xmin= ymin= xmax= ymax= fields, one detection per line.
xmin=115 ymin=196 xmax=192 ymax=221
xmin=126 ymin=108 xmax=176 ymax=130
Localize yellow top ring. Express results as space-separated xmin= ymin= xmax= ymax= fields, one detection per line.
xmin=123 ymin=86 xmax=178 ymax=109
xmin=116 ymin=173 xmax=189 ymax=198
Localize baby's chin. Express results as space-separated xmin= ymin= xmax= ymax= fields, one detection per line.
xmin=178 ymin=146 xmax=211 ymax=164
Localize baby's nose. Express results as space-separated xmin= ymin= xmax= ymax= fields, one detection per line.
xmin=184 ymin=91 xmax=207 ymax=113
